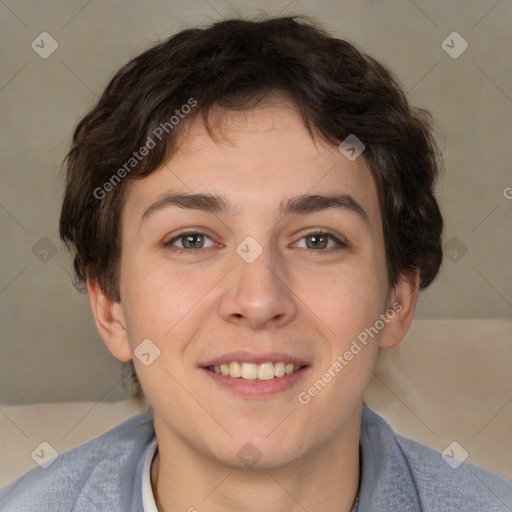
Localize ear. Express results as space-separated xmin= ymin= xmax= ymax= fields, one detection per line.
xmin=87 ymin=278 xmax=132 ymax=362
xmin=379 ymin=269 xmax=420 ymax=349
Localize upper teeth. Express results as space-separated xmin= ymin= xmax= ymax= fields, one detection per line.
xmin=208 ymin=362 xmax=301 ymax=380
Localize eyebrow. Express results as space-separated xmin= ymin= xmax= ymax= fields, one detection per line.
xmin=139 ymin=192 xmax=369 ymax=226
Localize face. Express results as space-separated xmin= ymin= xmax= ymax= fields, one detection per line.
xmin=112 ymin=101 xmax=396 ymax=469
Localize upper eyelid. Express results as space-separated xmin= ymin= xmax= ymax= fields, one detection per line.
xmin=291 ymin=230 xmax=346 ymax=248
xmin=166 ymin=231 xmax=217 ymax=247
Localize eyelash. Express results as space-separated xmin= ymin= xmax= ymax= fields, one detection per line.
xmin=164 ymin=229 xmax=346 ymax=254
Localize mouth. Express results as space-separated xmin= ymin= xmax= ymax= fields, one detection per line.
xmin=200 ymin=353 xmax=311 ymax=398
xmin=206 ymin=361 xmax=304 ymax=380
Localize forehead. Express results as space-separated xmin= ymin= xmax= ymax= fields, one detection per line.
xmin=123 ymin=102 xmax=381 ymax=227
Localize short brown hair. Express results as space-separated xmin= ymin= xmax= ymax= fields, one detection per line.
xmin=59 ymin=15 xmax=443 ymax=397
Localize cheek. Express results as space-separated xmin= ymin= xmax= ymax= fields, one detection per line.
xmin=119 ymin=254 xmax=178 ymax=341
xmin=303 ymin=258 xmax=386 ymax=344
xmin=120 ymin=253 xmax=219 ymax=348
xmin=297 ymin=266 xmax=384 ymax=424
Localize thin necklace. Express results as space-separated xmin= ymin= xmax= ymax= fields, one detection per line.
xmin=350 ymin=492 xmax=360 ymax=512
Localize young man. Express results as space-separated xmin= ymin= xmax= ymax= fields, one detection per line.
xmin=1 ymin=15 xmax=510 ymax=512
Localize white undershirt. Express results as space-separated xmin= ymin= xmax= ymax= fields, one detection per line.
xmin=142 ymin=438 xmax=159 ymax=512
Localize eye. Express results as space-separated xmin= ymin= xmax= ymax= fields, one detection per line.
xmin=164 ymin=230 xmax=345 ymax=253
xmin=165 ymin=231 xmax=216 ymax=251
xmin=293 ymin=230 xmax=346 ymax=250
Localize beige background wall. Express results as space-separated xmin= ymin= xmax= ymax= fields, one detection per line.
xmin=0 ymin=0 xmax=511 ymax=406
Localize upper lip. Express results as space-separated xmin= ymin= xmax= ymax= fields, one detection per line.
xmin=200 ymin=351 xmax=311 ymax=367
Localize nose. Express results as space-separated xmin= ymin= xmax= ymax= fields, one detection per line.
xmin=219 ymin=246 xmax=298 ymax=330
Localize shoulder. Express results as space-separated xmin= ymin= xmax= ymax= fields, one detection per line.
xmin=396 ymin=434 xmax=512 ymax=511
xmin=0 ymin=409 xmax=155 ymax=512
xmin=361 ymin=405 xmax=512 ymax=511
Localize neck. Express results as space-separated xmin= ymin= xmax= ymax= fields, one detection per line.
xmin=150 ymin=408 xmax=361 ymax=512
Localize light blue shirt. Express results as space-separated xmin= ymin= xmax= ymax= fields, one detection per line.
xmin=1 ymin=405 xmax=511 ymax=511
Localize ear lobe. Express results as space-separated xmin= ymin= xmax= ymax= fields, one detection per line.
xmin=87 ymin=278 xmax=132 ymax=362
xmin=379 ymin=270 xmax=420 ymax=349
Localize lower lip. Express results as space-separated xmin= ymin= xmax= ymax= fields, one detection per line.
xmin=201 ymin=366 xmax=310 ymax=398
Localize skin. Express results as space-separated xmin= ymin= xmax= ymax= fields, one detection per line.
xmin=88 ymin=99 xmax=419 ymax=512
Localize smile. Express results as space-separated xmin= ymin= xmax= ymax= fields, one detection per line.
xmin=207 ymin=362 xmax=303 ymax=380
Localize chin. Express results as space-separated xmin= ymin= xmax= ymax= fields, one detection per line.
xmin=210 ymin=435 xmax=310 ymax=472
